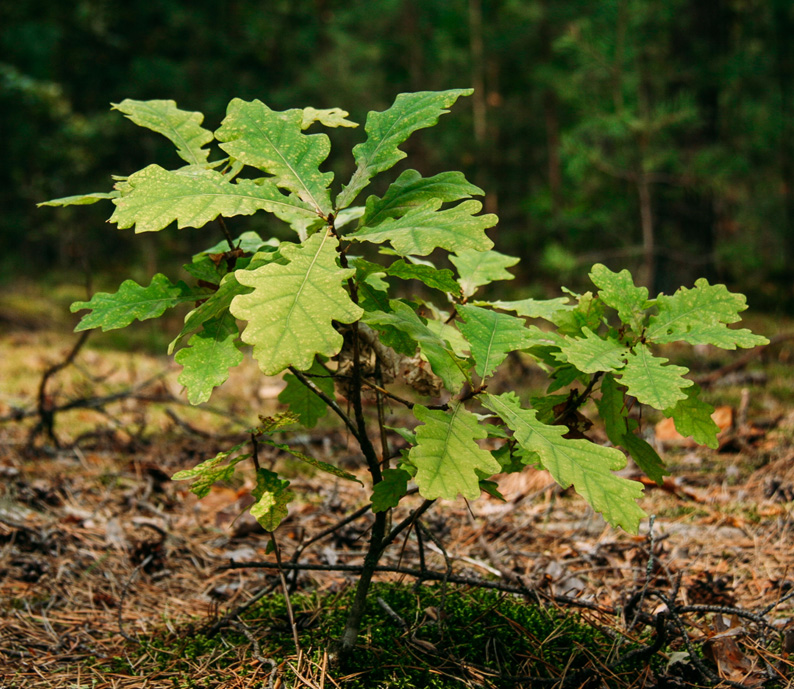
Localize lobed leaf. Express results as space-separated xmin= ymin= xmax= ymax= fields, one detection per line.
xmin=110 ymin=165 xmax=317 ymax=233
xmin=337 ymin=89 xmax=473 ymax=209
xmin=371 ymin=468 xmax=411 ymax=513
xmin=71 ymin=274 xmax=196 ymax=332
xmin=260 ymin=439 xmax=361 ymax=483
xmin=589 ymin=263 xmax=650 ymax=332
xmin=646 ymin=279 xmax=768 ymax=349
xmin=175 ymin=314 xmax=243 ymax=405
xmin=556 ymin=327 xmax=628 ymax=374
xmin=231 ymin=231 xmax=363 ymax=375
xmin=216 ymin=99 xmax=333 ymax=215
xmin=363 ymin=301 xmax=468 ymax=391
xmin=409 ymin=403 xmax=501 ymax=501
xmin=360 ymin=169 xmax=482 ymax=227
xmin=351 ymin=199 xmax=496 ymax=256
xmin=621 ymin=432 xmax=668 ymax=485
xmin=112 ymin=99 xmax=214 ymax=165
xmin=278 ymin=359 xmax=335 ymax=428
xmin=663 ymin=385 xmax=720 ymax=449
xmin=618 ymin=343 xmax=693 ymax=410
xmin=488 ymin=296 xmax=575 ymax=321
xmin=38 ymin=191 xmax=118 ymax=207
xmin=250 ymin=468 xmax=293 ymax=531
xmin=457 ymin=304 xmax=537 ymax=379
xmin=450 ymin=250 xmax=519 ymax=299
xmin=171 ymin=442 xmax=250 ymax=498
xmin=386 ymin=259 xmax=459 ymax=293
xmin=483 ymin=392 xmax=646 ymax=532
xmin=298 ymin=107 xmax=358 ymax=130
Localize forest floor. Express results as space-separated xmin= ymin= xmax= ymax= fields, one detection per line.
xmin=1 ymin=284 xmax=794 ymax=688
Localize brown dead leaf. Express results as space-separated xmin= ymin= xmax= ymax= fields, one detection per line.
xmin=703 ymin=615 xmax=765 ymax=686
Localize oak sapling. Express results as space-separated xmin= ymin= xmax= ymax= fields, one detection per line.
xmin=42 ymin=91 xmax=768 ymax=657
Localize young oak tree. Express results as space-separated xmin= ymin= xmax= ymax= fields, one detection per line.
xmin=42 ymin=91 xmax=767 ymax=658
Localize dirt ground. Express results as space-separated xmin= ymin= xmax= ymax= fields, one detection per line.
xmin=1 ymin=301 xmax=793 ymax=688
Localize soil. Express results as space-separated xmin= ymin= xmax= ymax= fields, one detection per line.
xmin=1 ymin=305 xmax=793 ymax=688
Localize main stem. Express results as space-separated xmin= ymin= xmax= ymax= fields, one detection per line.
xmin=333 ymin=268 xmax=388 ymax=661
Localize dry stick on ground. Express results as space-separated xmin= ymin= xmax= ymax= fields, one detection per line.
xmin=695 ymin=332 xmax=794 ymax=387
xmin=30 ymin=330 xmax=91 ymax=446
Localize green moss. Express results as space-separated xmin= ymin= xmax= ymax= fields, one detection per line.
xmin=93 ymin=583 xmax=664 ymax=689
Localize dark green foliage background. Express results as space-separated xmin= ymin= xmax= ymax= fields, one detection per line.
xmin=5 ymin=0 xmax=793 ymax=307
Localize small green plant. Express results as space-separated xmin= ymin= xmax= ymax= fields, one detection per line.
xmin=42 ymin=91 xmax=767 ymax=657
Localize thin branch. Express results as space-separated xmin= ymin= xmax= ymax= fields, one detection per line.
xmin=287 ymin=367 xmax=361 ymax=443
xmin=219 ymin=560 xmax=615 ymax=615
xmin=217 ymin=217 xmax=236 ymax=251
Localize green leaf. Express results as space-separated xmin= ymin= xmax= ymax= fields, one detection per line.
xmin=261 ymin=438 xmax=361 ymax=483
xmin=175 ymin=314 xmax=243 ymax=405
xmin=619 ymin=343 xmax=693 ymax=410
xmin=424 ymin=319 xmax=470 ymax=358
xmin=298 ymin=107 xmax=358 ymax=130
xmin=183 ymin=256 xmax=226 ymax=284
xmin=216 ymin=98 xmax=333 ymax=215
xmin=596 ymin=373 xmax=634 ymax=446
xmin=479 ymin=480 xmax=506 ymax=501
xmin=556 ymin=327 xmax=628 ymax=374
xmin=450 ymin=250 xmax=519 ymax=299
xmin=110 ymin=165 xmax=317 ymax=233
xmin=457 ymin=304 xmax=536 ymax=379
xmin=363 ymin=301 xmax=468 ymax=391
xmin=38 ymin=191 xmax=118 ymax=207
xmin=231 ymin=231 xmax=363 ymax=375
xmin=197 ymin=231 xmax=275 ymax=257
xmin=488 ymin=296 xmax=575 ymax=321
xmin=646 ymin=279 xmax=768 ymax=349
xmin=360 ymin=169 xmax=483 ymax=227
xmin=663 ymin=385 xmax=720 ymax=449
xmin=483 ymin=392 xmax=646 ymax=532
xmin=371 ymin=468 xmax=411 ymax=513
xmin=660 ymin=322 xmax=769 ymax=350
xmin=71 ymin=274 xmax=195 ymax=332
xmin=589 ymin=263 xmax=650 ymax=332
xmin=278 ymin=359 xmax=335 ymax=428
xmin=621 ymin=432 xmax=668 ymax=485
xmin=112 ymin=99 xmax=214 ymax=166
xmin=409 ymin=403 xmax=501 ymax=501
xmin=171 ymin=442 xmax=250 ymax=497
xmin=351 ymin=199 xmax=496 ymax=256
xmin=337 ymin=89 xmax=473 ymax=209
xmin=553 ymin=291 xmax=605 ymax=337
xmin=250 ymin=468 xmax=293 ymax=531
xmin=386 ymin=259 xmax=459 ymax=293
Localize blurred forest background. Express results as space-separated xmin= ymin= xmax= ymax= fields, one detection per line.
xmin=3 ymin=0 xmax=793 ymax=309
